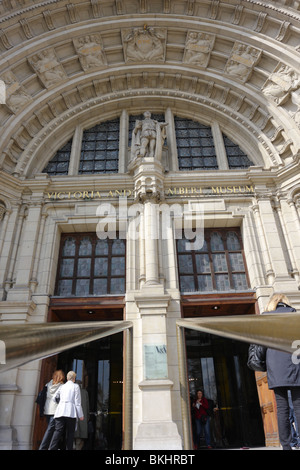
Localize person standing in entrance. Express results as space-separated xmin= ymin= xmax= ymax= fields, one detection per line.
xmin=39 ymin=370 xmax=65 ymax=449
xmin=264 ymin=293 xmax=300 ymax=450
xmin=192 ymin=389 xmax=212 ymax=449
xmin=49 ymin=371 xmax=84 ymax=450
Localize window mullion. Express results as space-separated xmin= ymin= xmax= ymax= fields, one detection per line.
xmin=119 ymin=110 xmax=128 ymax=173
xmin=223 ymin=232 xmax=234 ymax=289
xmin=211 ymin=122 xmax=228 ymax=170
xmin=68 ymin=125 xmax=83 ymax=175
xmin=207 ymin=233 xmax=216 ymax=291
xmin=107 ymin=239 xmax=112 ymax=294
xmin=72 ymin=237 xmax=80 ymax=296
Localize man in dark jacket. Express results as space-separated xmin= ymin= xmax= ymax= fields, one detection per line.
xmin=264 ymin=294 xmax=300 ymax=450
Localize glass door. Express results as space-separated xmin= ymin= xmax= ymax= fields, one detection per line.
xmin=186 ymin=329 xmax=265 ymax=448
xmin=57 ymin=332 xmax=123 ymax=450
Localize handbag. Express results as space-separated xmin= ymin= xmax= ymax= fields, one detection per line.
xmin=247 ymin=343 xmax=267 ymax=372
xmin=35 ymin=384 xmax=47 ymax=417
xmin=200 ymin=415 xmax=208 ymax=424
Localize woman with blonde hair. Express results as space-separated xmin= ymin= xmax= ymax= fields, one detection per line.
xmin=39 ymin=369 xmax=65 ymax=450
xmin=264 ymin=293 xmax=300 ymax=450
xmin=49 ymin=371 xmax=84 ymax=450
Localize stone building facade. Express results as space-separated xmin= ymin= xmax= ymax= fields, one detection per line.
xmin=0 ymin=0 xmax=300 ymax=450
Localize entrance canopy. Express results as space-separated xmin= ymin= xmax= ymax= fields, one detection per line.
xmin=177 ymin=313 xmax=300 ymax=354
xmin=1 ymin=313 xmax=300 ymax=373
xmin=0 ymin=320 xmax=132 ymax=373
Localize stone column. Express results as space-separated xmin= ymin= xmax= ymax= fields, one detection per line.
xmin=7 ymin=201 xmax=43 ymax=302
xmin=128 ymin=147 xmax=182 ymax=449
xmin=143 ymin=198 xmax=159 ymax=285
xmin=255 ymin=196 xmax=298 ymax=291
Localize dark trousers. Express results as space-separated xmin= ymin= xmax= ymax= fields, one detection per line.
xmin=274 ymin=387 xmax=300 ymax=450
xmin=39 ymin=415 xmax=55 ymax=450
xmin=49 ymin=417 xmax=76 ymax=450
xmin=195 ymin=417 xmax=211 ymax=447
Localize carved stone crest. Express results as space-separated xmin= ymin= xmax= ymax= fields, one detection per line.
xmin=28 ymin=49 xmax=67 ymax=88
xmin=183 ymin=31 xmax=215 ymax=67
xmin=73 ymin=34 xmax=107 ymax=70
xmin=1 ymin=71 xmax=32 ymax=113
xmin=122 ymin=26 xmax=166 ymax=62
xmin=262 ymin=63 xmax=300 ymax=105
xmin=224 ymin=42 xmax=261 ymax=82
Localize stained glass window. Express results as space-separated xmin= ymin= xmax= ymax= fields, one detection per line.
xmin=55 ymin=233 xmax=126 ymax=296
xmin=43 ymin=139 xmax=72 ymax=175
xmin=79 ymin=119 xmax=120 ymax=174
xmin=223 ymin=135 xmax=254 ymax=169
xmin=177 ymin=228 xmax=249 ymax=293
xmin=175 ymin=117 xmax=218 ymax=171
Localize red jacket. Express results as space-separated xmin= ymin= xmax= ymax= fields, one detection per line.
xmin=193 ymin=396 xmax=209 ymax=419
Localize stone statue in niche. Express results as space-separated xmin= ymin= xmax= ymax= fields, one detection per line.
xmin=1 ymin=71 xmax=32 ymax=113
xmin=122 ymin=25 xmax=166 ymax=62
xmin=73 ymin=34 xmax=107 ymax=70
xmin=183 ymin=31 xmax=215 ymax=67
xmin=28 ymin=49 xmax=66 ymax=88
xmin=224 ymin=42 xmax=261 ymax=82
xmin=262 ymin=64 xmax=300 ymax=105
xmin=131 ymin=111 xmax=168 ymax=160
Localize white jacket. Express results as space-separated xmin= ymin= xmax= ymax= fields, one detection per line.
xmin=53 ymin=380 xmax=84 ymax=419
xmin=44 ymin=380 xmax=63 ymax=415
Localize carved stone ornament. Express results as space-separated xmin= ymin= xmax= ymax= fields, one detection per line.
xmin=1 ymin=71 xmax=32 ymax=113
xmin=0 ymin=202 xmax=6 ymax=221
xmin=122 ymin=26 xmax=166 ymax=63
xmin=262 ymin=63 xmax=300 ymax=106
xmin=183 ymin=31 xmax=215 ymax=68
xmin=290 ymin=90 xmax=300 ymax=128
xmin=73 ymin=34 xmax=107 ymax=71
xmin=28 ymin=49 xmax=67 ymax=88
xmin=224 ymin=42 xmax=261 ymax=82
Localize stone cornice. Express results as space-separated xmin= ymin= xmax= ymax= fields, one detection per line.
xmin=1 ymin=0 xmax=300 ymax=24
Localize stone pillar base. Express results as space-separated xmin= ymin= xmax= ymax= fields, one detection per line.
xmin=0 ymin=426 xmax=15 ymax=450
xmin=133 ymin=379 xmax=182 ymax=450
xmin=134 ymin=422 xmax=182 ymax=450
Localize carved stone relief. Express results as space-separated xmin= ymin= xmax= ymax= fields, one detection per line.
xmin=224 ymin=42 xmax=261 ymax=82
xmin=73 ymin=34 xmax=107 ymax=71
xmin=28 ymin=49 xmax=67 ymax=88
xmin=183 ymin=31 xmax=215 ymax=67
xmin=290 ymin=90 xmax=300 ymax=129
xmin=1 ymin=71 xmax=32 ymax=113
xmin=122 ymin=26 xmax=166 ymax=62
xmin=262 ymin=64 xmax=300 ymax=106
xmin=0 ymin=202 xmax=6 ymax=221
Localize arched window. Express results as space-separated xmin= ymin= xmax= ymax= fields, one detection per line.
xmin=79 ymin=119 xmax=120 ymax=174
xmin=43 ymin=138 xmax=72 ymax=176
xmin=42 ymin=114 xmax=255 ymax=176
xmin=223 ymin=135 xmax=254 ymax=169
xmin=175 ymin=117 xmax=218 ymax=171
